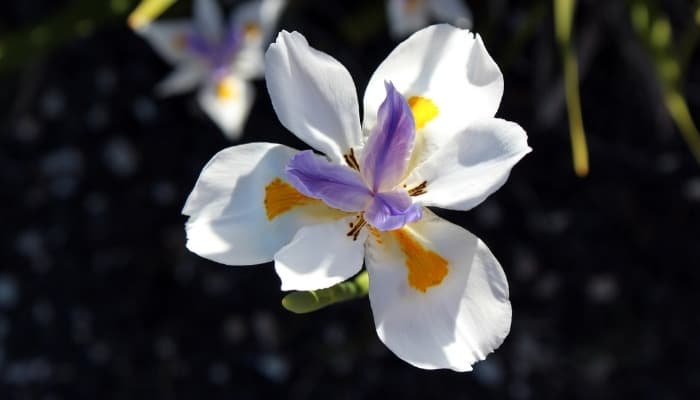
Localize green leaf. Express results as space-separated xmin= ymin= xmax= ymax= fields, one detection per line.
xmin=554 ymin=0 xmax=590 ymax=177
xmin=128 ymin=0 xmax=177 ymax=29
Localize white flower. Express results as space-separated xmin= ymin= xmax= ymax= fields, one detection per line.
xmin=183 ymin=25 xmax=531 ymax=371
xmin=387 ymin=0 xmax=473 ymax=38
xmin=135 ymin=0 xmax=286 ymax=139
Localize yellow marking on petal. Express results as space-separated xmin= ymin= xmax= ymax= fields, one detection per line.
xmin=216 ymin=78 xmax=238 ymax=100
xmin=408 ymin=96 xmax=439 ymax=129
xmin=393 ymin=228 xmax=448 ymax=293
xmin=264 ymin=178 xmax=319 ymax=220
xmin=244 ymin=21 xmax=261 ymax=39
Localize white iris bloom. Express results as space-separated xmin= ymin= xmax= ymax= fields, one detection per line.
xmin=183 ymin=25 xmax=531 ymax=371
xmin=135 ymin=0 xmax=286 ymax=139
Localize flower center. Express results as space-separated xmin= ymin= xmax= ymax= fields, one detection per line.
xmin=284 ymin=82 xmax=432 ymax=234
xmin=183 ymin=24 xmax=245 ymax=75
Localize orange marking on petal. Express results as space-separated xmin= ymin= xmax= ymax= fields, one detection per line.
xmin=393 ymin=228 xmax=448 ymax=293
xmin=408 ymin=96 xmax=439 ymax=129
xmin=172 ymin=33 xmax=187 ymax=50
xmin=264 ymin=178 xmax=319 ymax=220
xmin=244 ymin=21 xmax=261 ymax=39
xmin=404 ymin=0 xmax=425 ymax=12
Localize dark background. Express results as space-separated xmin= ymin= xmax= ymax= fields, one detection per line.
xmin=1 ymin=0 xmax=699 ymax=398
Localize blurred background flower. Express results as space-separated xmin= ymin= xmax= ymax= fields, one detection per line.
xmin=135 ymin=0 xmax=286 ymax=139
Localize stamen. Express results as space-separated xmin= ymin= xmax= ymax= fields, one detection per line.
xmin=408 ymin=181 xmax=427 ymax=196
xmin=343 ymin=148 xmax=361 ymax=171
xmin=346 ymin=214 xmax=367 ymax=241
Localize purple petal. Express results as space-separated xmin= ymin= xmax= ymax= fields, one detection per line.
xmin=212 ymin=23 xmax=243 ymax=70
xmin=185 ymin=31 xmax=213 ymax=58
xmin=361 ymin=81 xmax=416 ymax=193
xmin=364 ymin=190 xmax=422 ymax=231
xmin=286 ymin=150 xmax=372 ymax=212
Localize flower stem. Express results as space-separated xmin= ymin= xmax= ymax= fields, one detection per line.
xmin=128 ymin=0 xmax=178 ymax=29
xmin=554 ymin=0 xmax=590 ymax=177
xmin=281 ymin=271 xmax=370 ymax=314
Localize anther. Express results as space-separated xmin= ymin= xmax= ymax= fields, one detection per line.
xmin=408 ymin=181 xmax=427 ymax=196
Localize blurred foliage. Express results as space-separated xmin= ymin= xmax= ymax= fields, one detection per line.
xmin=628 ymin=0 xmax=700 ymax=164
xmin=128 ymin=0 xmax=177 ymax=29
xmin=554 ymin=0 xmax=589 ymax=177
xmin=0 ymin=0 xmax=139 ymax=73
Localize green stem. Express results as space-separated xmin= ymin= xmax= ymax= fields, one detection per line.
xmin=282 ymin=271 xmax=370 ymax=314
xmin=554 ymin=0 xmax=590 ymax=177
xmin=562 ymin=46 xmax=589 ymax=177
xmin=128 ymin=0 xmax=178 ymax=29
xmin=665 ymin=89 xmax=700 ymax=162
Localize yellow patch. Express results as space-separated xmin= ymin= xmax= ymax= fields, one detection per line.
xmin=408 ymin=96 xmax=439 ymax=129
xmin=216 ymin=78 xmax=237 ymax=100
xmin=244 ymin=22 xmax=261 ymax=39
xmin=264 ymin=178 xmax=319 ymax=220
xmin=393 ymin=228 xmax=448 ymax=293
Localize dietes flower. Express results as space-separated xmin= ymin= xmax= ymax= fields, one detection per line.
xmin=183 ymin=25 xmax=531 ymax=371
xmin=135 ymin=0 xmax=285 ymax=139
xmin=387 ymin=0 xmax=472 ymax=38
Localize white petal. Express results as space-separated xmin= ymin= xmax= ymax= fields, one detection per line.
xmin=183 ymin=143 xmax=334 ymax=265
xmin=135 ymin=21 xmax=195 ymax=65
xmin=365 ymin=211 xmax=511 ymax=371
xmin=428 ymin=0 xmax=473 ymax=29
xmin=155 ymin=63 xmax=206 ymax=96
xmin=274 ymin=216 xmax=367 ymax=291
xmin=363 ymin=25 xmax=503 ymax=158
xmin=406 ymin=118 xmax=530 ymax=211
xmin=197 ymin=75 xmax=254 ymax=140
xmin=231 ymin=45 xmax=265 ymax=80
xmin=194 ymin=0 xmax=225 ymax=40
xmin=229 ymin=0 xmax=287 ymax=79
xmin=231 ymin=0 xmax=287 ymax=43
xmin=386 ymin=0 xmax=430 ymax=38
xmin=265 ymin=30 xmax=363 ymax=163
